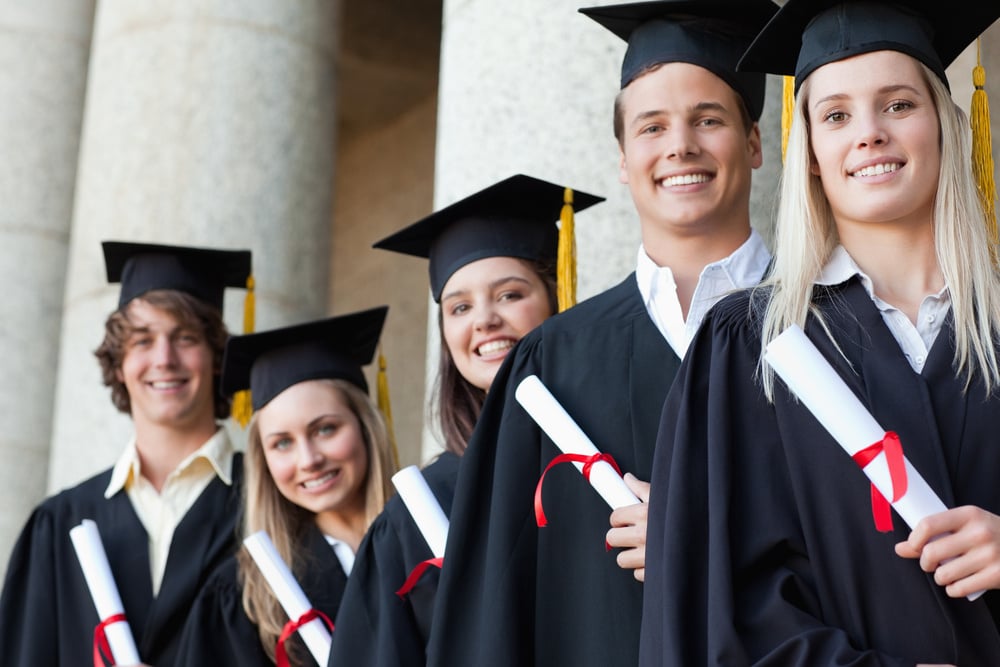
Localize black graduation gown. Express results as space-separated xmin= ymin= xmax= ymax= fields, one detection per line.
xmin=0 ymin=452 xmax=244 ymax=666
xmin=175 ymin=522 xmax=348 ymax=667
xmin=327 ymin=452 xmax=460 ymax=667
xmin=427 ymin=275 xmax=681 ymax=667
xmin=640 ymin=279 xmax=1000 ymax=666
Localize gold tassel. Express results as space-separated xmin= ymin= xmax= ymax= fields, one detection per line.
xmin=230 ymin=274 xmax=255 ymax=428
xmin=781 ymin=75 xmax=795 ymax=163
xmin=377 ymin=346 xmax=400 ymax=470
xmin=971 ymin=38 xmax=998 ymax=252
xmin=557 ymin=187 xmax=576 ymax=312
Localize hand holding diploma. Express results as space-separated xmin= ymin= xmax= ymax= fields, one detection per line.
xmin=69 ymin=519 xmax=142 ymax=667
xmin=606 ymin=473 xmax=651 ymax=581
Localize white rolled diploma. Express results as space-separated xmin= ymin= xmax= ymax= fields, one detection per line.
xmin=765 ymin=325 xmax=982 ymax=601
xmin=392 ymin=466 xmax=449 ymax=558
xmin=69 ymin=519 xmax=142 ymax=665
xmin=243 ymin=530 xmax=331 ymax=665
xmin=515 ymin=374 xmax=641 ymax=510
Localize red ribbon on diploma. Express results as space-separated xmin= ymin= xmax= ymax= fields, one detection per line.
xmin=851 ymin=431 xmax=908 ymax=532
xmin=396 ymin=556 xmax=445 ymax=598
xmin=534 ymin=452 xmax=623 ymax=527
xmin=93 ymin=613 xmax=127 ymax=667
xmin=275 ymin=608 xmax=334 ymax=667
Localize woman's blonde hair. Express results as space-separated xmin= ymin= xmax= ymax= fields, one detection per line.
xmin=236 ymin=379 xmax=396 ymax=663
xmin=760 ymin=59 xmax=1000 ymax=398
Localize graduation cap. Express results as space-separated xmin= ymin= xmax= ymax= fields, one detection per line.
xmin=373 ymin=174 xmax=604 ymax=304
xmin=221 ymin=306 xmax=388 ymax=411
xmin=738 ymin=0 xmax=1000 ymax=91
xmin=103 ymin=241 xmax=252 ymax=311
xmin=578 ymin=0 xmax=779 ymax=120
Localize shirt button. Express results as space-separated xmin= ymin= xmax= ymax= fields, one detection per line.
xmin=916 ymin=356 xmax=925 ymax=365
xmin=926 ymin=314 xmax=936 ymax=323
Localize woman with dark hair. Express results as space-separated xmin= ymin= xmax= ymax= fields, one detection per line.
xmin=327 ymin=175 xmax=603 ymax=667
xmin=174 ymin=308 xmax=397 ymax=667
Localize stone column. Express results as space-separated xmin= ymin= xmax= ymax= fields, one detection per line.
xmin=48 ymin=0 xmax=341 ymax=492
xmin=426 ymin=0 xmax=784 ymax=457
xmin=0 ymin=1 xmax=96 ymax=570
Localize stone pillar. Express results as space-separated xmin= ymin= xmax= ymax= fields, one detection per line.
xmin=48 ymin=0 xmax=341 ymax=492
xmin=426 ymin=0 xmax=784 ymax=457
xmin=0 ymin=2 xmax=96 ymax=571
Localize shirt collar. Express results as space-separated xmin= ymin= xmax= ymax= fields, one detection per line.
xmin=815 ymin=245 xmax=949 ymax=304
xmin=104 ymin=427 xmax=234 ymax=499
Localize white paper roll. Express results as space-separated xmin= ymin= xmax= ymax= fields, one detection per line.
xmin=766 ymin=325 xmax=981 ymax=600
xmin=515 ymin=374 xmax=641 ymax=510
xmin=244 ymin=531 xmax=332 ymax=665
xmin=392 ymin=466 xmax=449 ymax=558
xmin=69 ymin=519 xmax=142 ymax=665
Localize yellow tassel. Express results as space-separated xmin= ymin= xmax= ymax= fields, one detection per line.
xmin=971 ymin=38 xmax=998 ymax=252
xmin=377 ymin=346 xmax=400 ymax=470
xmin=781 ymin=75 xmax=795 ymax=163
xmin=230 ymin=274 xmax=255 ymax=428
xmin=557 ymin=187 xmax=576 ymax=312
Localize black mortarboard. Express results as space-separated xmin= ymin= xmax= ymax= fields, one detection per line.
xmin=739 ymin=0 xmax=1000 ymax=91
xmin=221 ymin=306 xmax=388 ymax=411
xmin=579 ymin=0 xmax=779 ymax=120
xmin=373 ymin=174 xmax=604 ymax=302
xmin=103 ymin=241 xmax=252 ymax=311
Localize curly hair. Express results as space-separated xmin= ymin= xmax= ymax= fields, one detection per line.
xmin=94 ymin=290 xmax=231 ymax=419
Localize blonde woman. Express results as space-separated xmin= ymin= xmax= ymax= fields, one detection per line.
xmin=641 ymin=1 xmax=1000 ymax=665
xmin=175 ymin=308 xmax=396 ymax=667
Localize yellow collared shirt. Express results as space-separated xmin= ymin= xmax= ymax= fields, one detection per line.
xmin=104 ymin=428 xmax=235 ymax=596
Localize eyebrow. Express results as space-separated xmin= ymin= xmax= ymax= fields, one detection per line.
xmin=811 ymin=84 xmax=924 ymax=108
xmin=440 ymin=275 xmax=533 ymax=302
xmin=629 ymin=101 xmax=732 ymax=128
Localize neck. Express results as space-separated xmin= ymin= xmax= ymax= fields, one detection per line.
xmin=839 ymin=220 xmax=942 ymax=323
xmin=133 ymin=419 xmax=218 ymax=491
xmin=642 ymin=222 xmax=752 ymax=318
xmin=314 ymin=503 xmax=367 ymax=553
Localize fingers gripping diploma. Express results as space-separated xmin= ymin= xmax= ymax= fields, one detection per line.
xmin=607 ymin=473 xmax=651 ymax=582
xmin=895 ymin=505 xmax=1000 ymax=599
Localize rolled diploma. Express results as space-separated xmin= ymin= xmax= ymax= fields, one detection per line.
xmin=69 ymin=519 xmax=142 ymax=665
xmin=766 ymin=325 xmax=982 ymax=600
xmin=392 ymin=466 xmax=449 ymax=558
xmin=243 ymin=531 xmax=331 ymax=665
xmin=515 ymin=374 xmax=641 ymax=510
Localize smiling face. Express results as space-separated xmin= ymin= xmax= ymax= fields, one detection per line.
xmin=617 ymin=62 xmax=762 ymax=240
xmin=805 ymin=50 xmax=941 ymax=235
xmin=116 ymin=298 xmax=217 ymax=432
xmin=257 ymin=380 xmax=369 ymax=524
xmin=440 ymin=256 xmax=553 ymax=392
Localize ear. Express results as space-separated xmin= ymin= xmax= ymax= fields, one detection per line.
xmin=618 ymin=148 xmax=629 ymax=185
xmin=114 ymin=367 xmax=125 ymax=384
xmin=748 ymin=123 xmax=763 ymax=169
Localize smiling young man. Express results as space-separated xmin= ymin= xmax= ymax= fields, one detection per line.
xmin=0 ymin=241 xmax=251 ymax=666
xmin=426 ymin=2 xmax=777 ymax=665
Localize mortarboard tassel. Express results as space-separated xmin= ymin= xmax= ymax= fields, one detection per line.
xmin=781 ymin=75 xmax=795 ymax=162
xmin=557 ymin=187 xmax=576 ymax=312
xmin=230 ymin=275 xmax=255 ymax=428
xmin=377 ymin=346 xmax=400 ymax=470
xmin=971 ymin=38 xmax=998 ymax=253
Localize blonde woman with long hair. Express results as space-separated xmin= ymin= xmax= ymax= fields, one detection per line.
xmin=175 ymin=308 xmax=396 ymax=667
xmin=640 ymin=2 xmax=1000 ymax=666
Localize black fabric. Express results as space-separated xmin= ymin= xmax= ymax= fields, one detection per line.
xmin=0 ymin=452 xmax=244 ymax=666
xmin=640 ymin=280 xmax=1000 ymax=666
xmin=426 ymin=276 xmax=681 ymax=666
xmin=175 ymin=522 xmax=348 ymax=667
xmin=328 ymin=452 xmax=461 ymax=667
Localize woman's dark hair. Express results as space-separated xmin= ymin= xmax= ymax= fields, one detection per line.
xmin=432 ymin=258 xmax=557 ymax=455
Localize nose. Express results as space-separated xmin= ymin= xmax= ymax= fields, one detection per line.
xmin=473 ymin=303 xmax=502 ymax=332
xmin=151 ymin=336 xmax=179 ymax=367
xmin=664 ymin=124 xmax=699 ymax=160
xmin=856 ymin=112 xmax=888 ymax=148
xmin=297 ymin=440 xmax=324 ymax=470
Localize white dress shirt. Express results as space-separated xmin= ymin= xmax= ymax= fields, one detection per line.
xmin=816 ymin=245 xmax=950 ymax=373
xmin=636 ymin=229 xmax=772 ymax=358
xmin=324 ymin=534 xmax=356 ymax=575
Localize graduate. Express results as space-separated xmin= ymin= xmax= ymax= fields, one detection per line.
xmin=426 ymin=2 xmax=777 ymax=665
xmin=327 ymin=174 xmax=603 ymax=667
xmin=0 ymin=242 xmax=251 ymax=666
xmin=174 ymin=308 xmax=397 ymax=666
xmin=640 ymin=1 xmax=1000 ymax=665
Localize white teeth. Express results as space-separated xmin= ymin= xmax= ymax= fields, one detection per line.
xmin=852 ymin=163 xmax=900 ymax=177
xmin=661 ymin=173 xmax=710 ymax=187
xmin=303 ymin=472 xmax=335 ymax=489
xmin=477 ymin=340 xmax=514 ymax=356
xmin=150 ymin=381 xmax=183 ymax=389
